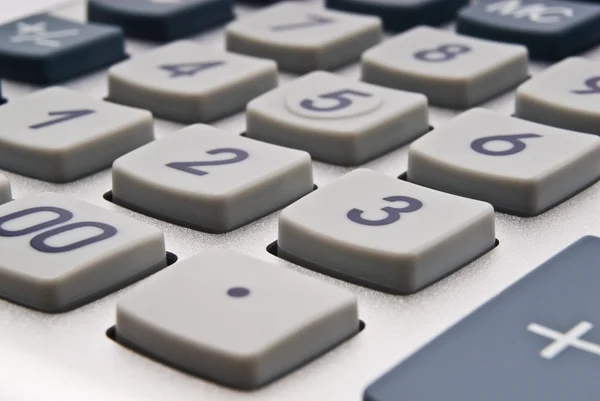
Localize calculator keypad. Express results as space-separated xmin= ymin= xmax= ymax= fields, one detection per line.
xmin=0 ymin=14 xmax=125 ymax=84
xmin=278 ymin=169 xmax=495 ymax=294
xmin=226 ymin=3 xmax=382 ymax=73
xmin=116 ymin=249 xmax=359 ymax=389
xmin=88 ymin=0 xmax=234 ymax=41
xmin=0 ymin=87 xmax=153 ymax=183
xmin=108 ymin=41 xmax=277 ymax=123
xmin=362 ymin=26 xmax=528 ymax=108
xmin=112 ymin=125 xmax=313 ymax=233
xmin=246 ymin=71 xmax=428 ymax=165
xmin=408 ymin=108 xmax=600 ymax=215
xmin=516 ymin=57 xmax=600 ymax=135
xmin=0 ymin=173 xmax=11 ymax=205
xmin=457 ymin=0 xmax=600 ymax=60
xmin=0 ymin=193 xmax=166 ymax=312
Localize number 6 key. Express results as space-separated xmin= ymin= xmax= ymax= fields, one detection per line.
xmin=408 ymin=108 xmax=600 ymax=215
xmin=277 ymin=169 xmax=495 ymax=294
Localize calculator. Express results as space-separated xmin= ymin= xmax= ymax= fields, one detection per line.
xmin=0 ymin=0 xmax=598 ymax=400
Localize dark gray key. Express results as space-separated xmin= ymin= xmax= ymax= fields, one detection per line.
xmin=457 ymin=0 xmax=600 ymax=60
xmin=88 ymin=0 xmax=234 ymax=42
xmin=0 ymin=14 xmax=125 ymax=84
xmin=364 ymin=235 xmax=600 ymax=401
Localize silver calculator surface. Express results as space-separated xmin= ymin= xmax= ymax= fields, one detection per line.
xmin=1 ymin=0 xmax=599 ymax=400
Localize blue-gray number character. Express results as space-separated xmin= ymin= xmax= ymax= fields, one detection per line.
xmin=347 ymin=196 xmax=423 ymax=226
xmin=166 ymin=148 xmax=249 ymax=176
xmin=300 ymin=89 xmax=373 ymax=112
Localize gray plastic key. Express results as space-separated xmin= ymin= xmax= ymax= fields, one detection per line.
xmin=0 ymin=87 xmax=153 ymax=183
xmin=116 ymin=249 xmax=359 ymax=389
xmin=108 ymin=40 xmax=277 ymax=123
xmin=0 ymin=173 xmax=11 ymax=205
xmin=362 ymin=26 xmax=528 ymax=108
xmin=226 ymin=3 xmax=382 ymax=73
xmin=278 ymin=169 xmax=495 ymax=294
xmin=408 ymin=108 xmax=600 ymax=215
xmin=112 ymin=124 xmax=313 ymax=233
xmin=246 ymin=71 xmax=428 ymax=165
xmin=516 ymin=57 xmax=600 ymax=135
xmin=365 ymin=235 xmax=600 ymax=401
xmin=0 ymin=193 xmax=166 ymax=312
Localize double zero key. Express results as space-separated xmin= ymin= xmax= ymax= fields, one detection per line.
xmin=408 ymin=108 xmax=600 ymax=215
xmin=278 ymin=169 xmax=495 ymax=294
xmin=0 ymin=194 xmax=166 ymax=312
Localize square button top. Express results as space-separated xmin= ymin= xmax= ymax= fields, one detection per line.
xmin=0 ymin=193 xmax=166 ymax=312
xmin=0 ymin=87 xmax=153 ymax=182
xmin=226 ymin=3 xmax=382 ymax=73
xmin=246 ymin=71 xmax=428 ymax=165
xmin=278 ymin=169 xmax=495 ymax=293
xmin=0 ymin=14 xmax=125 ymax=84
xmin=88 ymin=0 xmax=234 ymax=41
xmin=457 ymin=0 xmax=600 ymax=60
xmin=116 ymin=249 xmax=358 ymax=388
xmin=108 ymin=41 xmax=277 ymax=123
xmin=516 ymin=57 xmax=600 ymax=135
xmin=362 ymin=26 xmax=528 ymax=108
xmin=408 ymin=108 xmax=600 ymax=215
xmin=112 ymin=124 xmax=313 ymax=232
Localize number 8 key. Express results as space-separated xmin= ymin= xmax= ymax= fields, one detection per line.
xmin=0 ymin=193 xmax=166 ymax=312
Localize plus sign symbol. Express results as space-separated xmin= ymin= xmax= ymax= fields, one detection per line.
xmin=10 ymin=22 xmax=80 ymax=48
xmin=528 ymin=321 xmax=600 ymax=360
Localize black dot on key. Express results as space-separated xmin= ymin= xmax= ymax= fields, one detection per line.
xmin=227 ymin=287 xmax=250 ymax=298
xmin=0 ymin=14 xmax=125 ymax=84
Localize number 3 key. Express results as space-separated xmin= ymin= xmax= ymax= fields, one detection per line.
xmin=277 ymin=169 xmax=495 ymax=294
